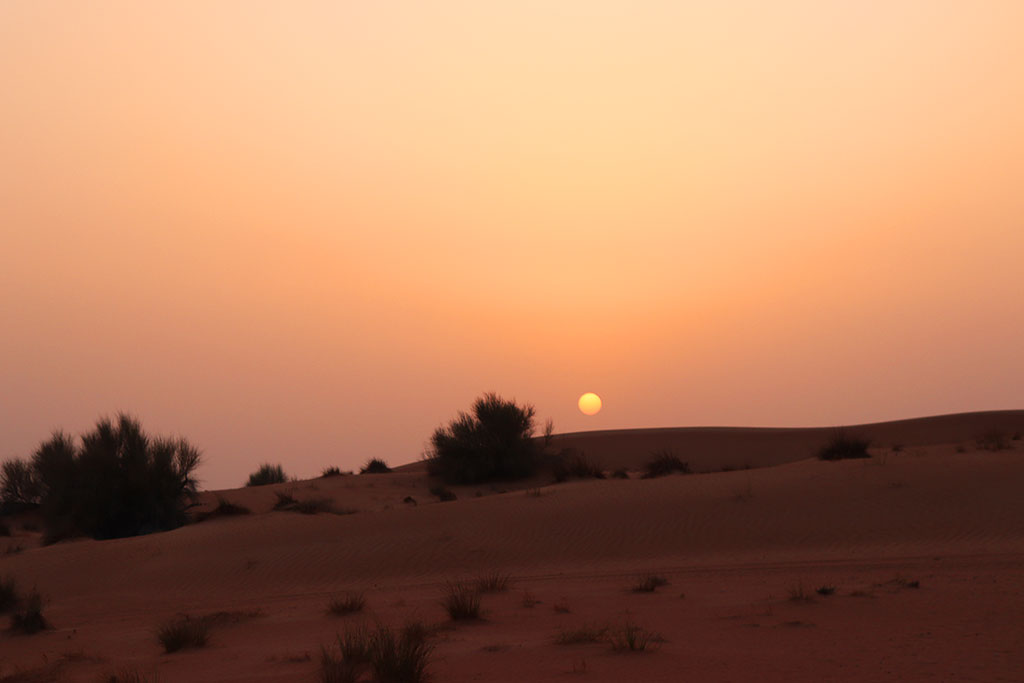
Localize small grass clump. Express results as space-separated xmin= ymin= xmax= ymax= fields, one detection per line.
xmin=247 ymin=463 xmax=288 ymax=487
xmin=788 ymin=583 xmax=814 ymax=603
xmin=157 ymin=615 xmax=210 ymax=652
xmin=555 ymin=623 xmax=608 ymax=645
xmin=274 ymin=492 xmax=347 ymax=515
xmin=273 ymin=491 xmax=298 ymax=510
xmin=11 ymin=589 xmax=49 ymax=635
xmin=101 ymin=668 xmax=159 ymax=683
xmin=322 ymin=623 xmax=432 ymax=683
xmin=429 ymin=485 xmax=457 ymax=502
xmin=817 ymin=430 xmax=871 ymax=461
xmin=442 ymin=581 xmax=482 ymax=620
xmin=632 ymin=575 xmax=670 ymax=593
xmin=360 ymin=459 xmax=392 ymax=474
xmin=608 ymin=623 xmax=662 ymax=652
xmin=641 ymin=451 xmax=691 ymax=479
xmin=476 ymin=572 xmax=511 ymax=593
xmin=321 ymin=466 xmax=345 ymax=478
xmin=816 ymin=585 xmax=837 ymax=596
xmin=552 ymin=451 xmax=605 ymax=482
xmin=328 ymin=592 xmax=367 ymax=616
xmin=194 ymin=497 xmax=250 ymax=523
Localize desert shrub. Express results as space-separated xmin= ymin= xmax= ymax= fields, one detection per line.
xmin=100 ymin=669 xmax=159 ymax=683
xmin=476 ymin=572 xmax=510 ymax=593
xmin=429 ymin=485 xmax=456 ymax=502
xmin=442 ymin=581 xmax=481 ymax=620
xmin=0 ymin=576 xmax=17 ymax=612
xmin=26 ymin=416 xmax=201 ymax=542
xmin=641 ymin=450 xmax=691 ymax=478
xmin=273 ymin=491 xmax=297 ymax=510
xmin=608 ymin=623 xmax=661 ymax=652
xmin=976 ymin=430 xmax=1011 ymax=451
xmin=157 ymin=615 xmax=209 ymax=652
xmin=322 ymin=624 xmax=432 ymax=683
xmin=555 ymin=623 xmax=608 ymax=645
xmin=788 ymin=583 xmax=814 ymax=602
xmin=816 ymin=585 xmax=837 ymax=596
xmin=1 ymin=458 xmax=41 ymax=511
xmin=10 ymin=589 xmax=48 ymax=634
xmin=427 ymin=393 xmax=544 ymax=484
xmin=360 ymin=459 xmax=392 ymax=474
xmin=327 ymin=592 xmax=366 ymax=616
xmin=632 ymin=575 xmax=669 ymax=593
xmin=552 ymin=450 xmax=605 ymax=482
xmin=194 ymin=497 xmax=250 ymax=523
xmin=246 ymin=463 xmax=287 ymax=487
xmin=321 ymin=466 xmax=344 ymax=478
xmin=274 ymin=492 xmax=344 ymax=515
xmin=817 ymin=430 xmax=870 ymax=461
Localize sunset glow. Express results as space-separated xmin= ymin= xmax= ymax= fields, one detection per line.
xmin=1 ymin=1 xmax=1022 ymax=488
xmin=578 ymin=393 xmax=603 ymax=416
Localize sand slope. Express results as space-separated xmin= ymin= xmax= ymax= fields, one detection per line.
xmin=1 ymin=410 xmax=1022 ymax=681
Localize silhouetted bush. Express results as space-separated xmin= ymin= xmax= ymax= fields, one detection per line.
xmin=0 ymin=458 xmax=41 ymax=512
xmin=246 ymin=463 xmax=287 ymax=487
xmin=157 ymin=615 xmax=209 ymax=652
xmin=193 ymin=497 xmax=250 ymax=523
xmin=360 ymin=459 xmax=392 ymax=474
xmin=427 ymin=393 xmax=544 ymax=484
xmin=10 ymin=589 xmax=48 ymax=634
xmin=25 ymin=415 xmax=201 ymax=542
xmin=441 ymin=581 xmax=481 ymax=620
xmin=817 ymin=430 xmax=871 ymax=461
xmin=321 ymin=623 xmax=432 ymax=683
xmin=552 ymin=450 xmax=605 ymax=482
xmin=429 ymin=485 xmax=456 ymax=502
xmin=321 ymin=466 xmax=345 ymax=478
xmin=641 ymin=451 xmax=691 ymax=478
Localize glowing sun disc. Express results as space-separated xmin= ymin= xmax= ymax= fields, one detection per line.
xmin=578 ymin=392 xmax=602 ymax=415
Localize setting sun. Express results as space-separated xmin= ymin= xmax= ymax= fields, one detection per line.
xmin=578 ymin=392 xmax=603 ymax=416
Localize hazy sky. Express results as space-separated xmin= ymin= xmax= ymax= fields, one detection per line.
xmin=2 ymin=1 xmax=1022 ymax=489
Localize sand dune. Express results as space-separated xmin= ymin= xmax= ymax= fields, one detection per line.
xmin=1 ymin=411 xmax=1022 ymax=681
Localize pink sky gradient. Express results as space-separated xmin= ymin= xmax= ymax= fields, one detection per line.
xmin=2 ymin=1 xmax=1022 ymax=488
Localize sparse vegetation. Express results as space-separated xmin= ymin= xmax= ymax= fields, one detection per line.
xmin=476 ymin=572 xmax=510 ymax=593
xmin=360 ymin=459 xmax=392 ymax=474
xmin=273 ymin=491 xmax=297 ymax=510
xmin=552 ymin=450 xmax=605 ymax=482
xmin=608 ymin=623 xmax=662 ymax=652
xmin=641 ymin=450 xmax=691 ymax=478
xmin=976 ymin=429 xmax=1012 ymax=451
xmin=11 ymin=416 xmax=202 ymax=543
xmin=10 ymin=589 xmax=48 ymax=635
xmin=632 ymin=575 xmax=670 ymax=593
xmin=1 ymin=458 xmax=41 ymax=511
xmin=427 ymin=393 xmax=544 ymax=484
xmin=321 ymin=466 xmax=345 ymax=478
xmin=247 ymin=463 xmax=288 ymax=487
xmin=553 ymin=598 xmax=571 ymax=613
xmin=101 ymin=668 xmax=160 ymax=683
xmin=817 ymin=430 xmax=871 ymax=461
xmin=788 ymin=583 xmax=814 ymax=603
xmin=816 ymin=585 xmax=837 ymax=596
xmin=611 ymin=468 xmax=629 ymax=479
xmin=327 ymin=592 xmax=367 ymax=616
xmin=274 ymin=492 xmax=349 ymax=515
xmin=193 ymin=497 xmax=250 ymax=523
xmin=321 ymin=623 xmax=432 ymax=683
xmin=555 ymin=624 xmax=608 ymax=645
xmin=157 ymin=615 xmax=210 ymax=652
xmin=441 ymin=581 xmax=482 ymax=620
xmin=429 ymin=485 xmax=456 ymax=502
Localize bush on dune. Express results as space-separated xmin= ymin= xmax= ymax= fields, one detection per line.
xmin=3 ymin=415 xmax=201 ymax=543
xmin=641 ymin=450 xmax=691 ymax=479
xmin=360 ymin=458 xmax=392 ymax=474
xmin=427 ymin=393 xmax=546 ymax=484
xmin=817 ymin=430 xmax=871 ymax=461
xmin=246 ymin=463 xmax=288 ymax=487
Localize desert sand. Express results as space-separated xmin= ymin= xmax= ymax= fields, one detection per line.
xmin=1 ymin=410 xmax=1023 ymax=682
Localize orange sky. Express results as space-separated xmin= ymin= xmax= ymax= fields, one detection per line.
xmin=2 ymin=1 xmax=1022 ymax=488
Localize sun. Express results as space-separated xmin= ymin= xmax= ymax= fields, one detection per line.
xmin=578 ymin=392 xmax=602 ymax=416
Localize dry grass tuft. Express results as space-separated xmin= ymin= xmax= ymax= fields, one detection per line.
xmin=327 ymin=592 xmax=367 ymax=616
xmin=632 ymin=575 xmax=670 ymax=593
xmin=441 ymin=581 xmax=482 ymax=620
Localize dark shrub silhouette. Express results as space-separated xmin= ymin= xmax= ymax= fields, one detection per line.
xmin=194 ymin=497 xmax=250 ymax=523
xmin=28 ymin=415 xmax=200 ymax=542
xmin=360 ymin=458 xmax=391 ymax=474
xmin=10 ymin=588 xmax=49 ymax=634
xmin=0 ymin=458 xmax=41 ymax=512
xmin=427 ymin=393 xmax=543 ymax=484
xmin=429 ymin=485 xmax=456 ymax=502
xmin=321 ymin=466 xmax=345 ymax=477
xmin=552 ymin=450 xmax=604 ymax=482
xmin=641 ymin=450 xmax=691 ymax=478
xmin=157 ymin=615 xmax=209 ymax=652
xmin=246 ymin=463 xmax=287 ymax=487
xmin=817 ymin=430 xmax=871 ymax=461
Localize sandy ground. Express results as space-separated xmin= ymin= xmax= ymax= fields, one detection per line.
xmin=1 ymin=410 xmax=1022 ymax=682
